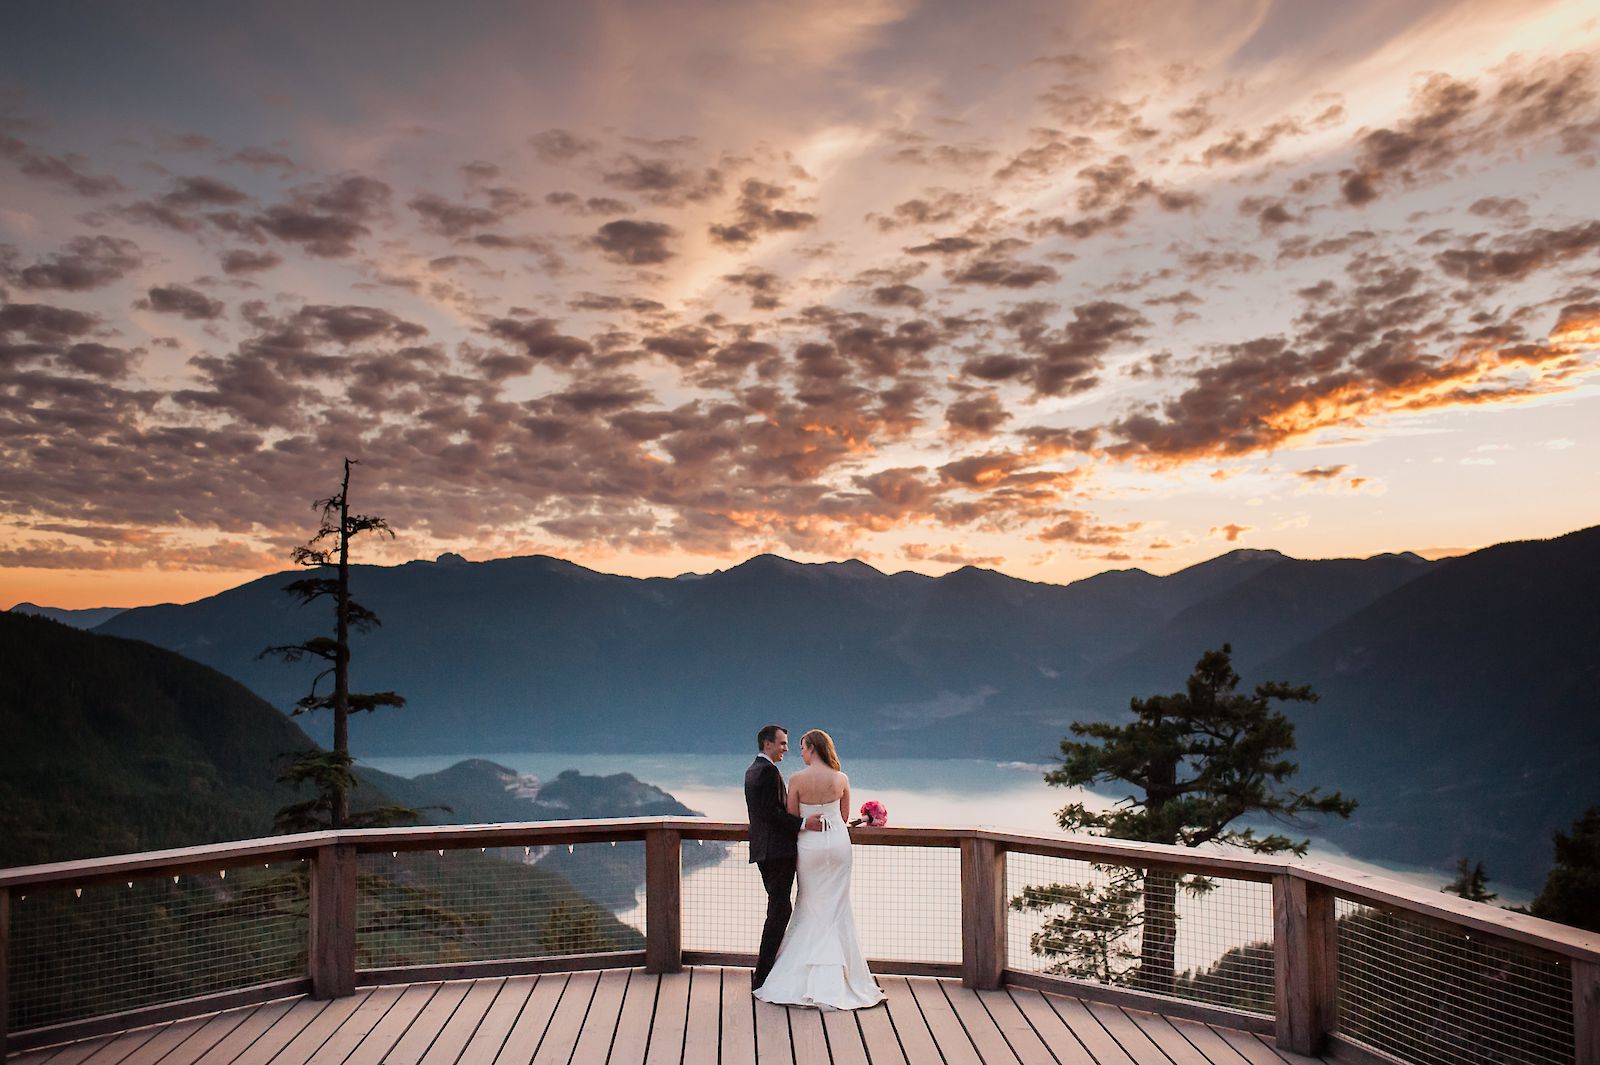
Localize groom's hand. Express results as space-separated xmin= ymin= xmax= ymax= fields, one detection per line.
xmin=804 ymin=814 xmax=824 ymax=832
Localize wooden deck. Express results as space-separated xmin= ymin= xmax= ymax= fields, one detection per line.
xmin=6 ymin=967 xmax=1330 ymax=1065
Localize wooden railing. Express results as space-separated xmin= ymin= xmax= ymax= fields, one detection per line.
xmin=2 ymin=819 xmax=1597 ymax=1063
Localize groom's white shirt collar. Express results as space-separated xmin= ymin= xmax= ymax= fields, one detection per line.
xmin=757 ymin=753 xmax=777 ymax=766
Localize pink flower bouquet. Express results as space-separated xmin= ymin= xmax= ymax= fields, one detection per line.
xmin=849 ymin=800 xmax=888 ymax=828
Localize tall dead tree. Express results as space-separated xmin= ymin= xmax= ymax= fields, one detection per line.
xmin=264 ymin=458 xmax=407 ymax=830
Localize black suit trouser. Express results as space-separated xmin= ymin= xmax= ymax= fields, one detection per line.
xmin=754 ymin=854 xmax=796 ymax=989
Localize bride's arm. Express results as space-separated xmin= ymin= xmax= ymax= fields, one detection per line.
xmin=839 ymin=774 xmax=850 ymax=824
xmin=787 ymin=780 xmax=800 ymax=818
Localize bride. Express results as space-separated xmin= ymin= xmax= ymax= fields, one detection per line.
xmin=752 ymin=729 xmax=885 ymax=1010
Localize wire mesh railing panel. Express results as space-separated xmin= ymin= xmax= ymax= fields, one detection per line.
xmin=356 ymin=842 xmax=645 ymax=968
xmin=7 ymin=861 xmax=308 ymax=1032
xmin=853 ymin=845 xmax=960 ymax=963
xmin=1006 ymin=851 xmax=1275 ymax=1016
xmin=681 ymin=839 xmax=761 ymax=954
xmin=1334 ymin=896 xmax=1575 ymax=1065
xmin=679 ymin=840 xmax=962 ymax=963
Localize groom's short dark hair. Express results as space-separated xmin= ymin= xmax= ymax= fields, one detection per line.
xmin=756 ymin=724 xmax=786 ymax=748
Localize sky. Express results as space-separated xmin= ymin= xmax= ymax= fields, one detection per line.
xmin=2 ymin=0 xmax=1598 ymax=609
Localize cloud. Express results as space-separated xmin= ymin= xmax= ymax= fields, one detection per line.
xmin=949 ymin=257 xmax=1060 ymax=289
xmin=136 ymin=283 xmax=225 ymax=320
xmin=869 ymin=189 xmax=979 ymax=231
xmin=592 ymin=219 xmax=676 ymax=265
xmin=1433 ymin=221 xmax=1600 ymax=285
xmin=1102 ymin=297 xmax=1600 ymax=465
xmin=902 ymin=542 xmax=1004 ymax=567
xmin=483 ymin=314 xmax=592 ymax=373
xmin=722 ymin=267 xmax=786 ymax=310
xmin=1036 ymin=510 xmax=1142 ymax=546
xmin=8 ymin=235 xmax=143 ymax=291
xmin=600 ymin=154 xmax=723 ymax=206
xmin=530 ymin=129 xmax=600 ymax=162
xmin=707 ymin=179 xmax=816 ymax=247
xmin=224 ymin=147 xmax=298 ymax=173
xmin=0 ymin=134 xmax=123 ymax=196
xmin=1339 ymin=54 xmax=1599 ymax=205
xmin=868 ymin=284 xmax=926 ymax=308
xmin=944 ymin=391 xmax=1011 ymax=438
xmin=906 ymin=236 xmax=982 ymax=256
xmin=254 ymin=174 xmax=393 ymax=257
xmin=220 ymin=249 xmax=281 ymax=275
xmin=545 ymin=191 xmax=633 ymax=216
xmin=1210 ymin=523 xmax=1251 ymax=542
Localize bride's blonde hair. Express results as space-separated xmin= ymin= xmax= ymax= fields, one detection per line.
xmin=801 ymin=729 xmax=841 ymax=771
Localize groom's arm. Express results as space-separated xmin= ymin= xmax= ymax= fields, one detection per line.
xmin=754 ymin=766 xmax=804 ymax=834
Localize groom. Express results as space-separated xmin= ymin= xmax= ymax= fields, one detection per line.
xmin=745 ymin=724 xmax=822 ymax=990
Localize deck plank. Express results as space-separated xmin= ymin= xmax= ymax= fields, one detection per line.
xmin=976 ymin=989 xmax=1056 ymax=1065
xmin=905 ymin=976 xmax=982 ymax=1065
xmin=1211 ymin=1026 xmax=1285 ymax=1065
xmin=855 ymin=999 xmax=904 ymax=1065
xmin=1162 ymin=1016 xmax=1251 ymax=1063
xmin=265 ymin=989 xmax=373 ymax=1064
xmin=344 ymin=984 xmax=445 ymax=1065
xmin=455 ymin=976 xmax=537 ymax=1064
xmin=719 ymin=968 xmax=757 ymax=1065
xmin=3 ymin=968 xmax=1337 ymax=1065
xmin=1043 ymin=996 xmax=1137 ymax=1065
xmin=1117 ymin=1008 xmax=1214 ymax=1065
xmin=1252 ymin=1031 xmax=1329 ymax=1065
xmin=10 ymin=1038 xmax=119 ymax=1065
xmin=877 ymin=977 xmax=941 ymax=1065
xmin=641 ymin=971 xmax=689 ymax=1065
xmin=186 ymin=1001 xmax=298 ymax=1065
xmin=607 ymin=971 xmax=659 ymax=1065
xmin=531 ymin=970 xmax=599 ymax=1065
xmin=1083 ymin=999 xmax=1177 ymax=1064
xmin=494 ymin=974 xmax=568 ymax=1065
xmin=71 ymin=1025 xmax=162 ymax=1064
xmin=751 ymin=987 xmax=792 ymax=1065
xmin=820 ymin=1009 xmax=868 ymax=1065
xmin=134 ymin=1004 xmax=263 ymax=1065
xmin=570 ymin=969 xmax=630 ymax=1065
xmin=103 ymin=1014 xmax=216 ymax=1065
xmin=1005 ymin=989 xmax=1096 ymax=1065
xmin=382 ymin=981 xmax=471 ymax=1065
xmin=420 ymin=978 xmax=506 ymax=1065
xmin=788 ymin=1007 xmax=828 ymax=1065
xmin=306 ymin=986 xmax=408 ymax=1065
xmin=681 ymin=969 xmax=722 ymax=1065
xmin=940 ymin=984 xmax=1019 ymax=1065
xmin=225 ymin=999 xmax=330 ymax=1065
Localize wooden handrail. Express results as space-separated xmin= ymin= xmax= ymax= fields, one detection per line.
xmin=3 ymin=819 xmax=1595 ymax=962
xmin=3 ymin=816 xmax=1598 ymax=1062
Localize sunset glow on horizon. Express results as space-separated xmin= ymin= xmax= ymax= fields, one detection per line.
xmin=2 ymin=1 xmax=1598 ymax=610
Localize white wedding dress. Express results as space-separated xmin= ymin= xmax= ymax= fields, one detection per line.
xmin=753 ymin=801 xmax=885 ymax=1010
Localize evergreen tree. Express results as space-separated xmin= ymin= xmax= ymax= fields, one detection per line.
xmin=1530 ymin=806 xmax=1600 ymax=932
xmin=1442 ymin=858 xmax=1497 ymax=903
xmin=263 ymin=458 xmax=408 ymax=830
xmin=1026 ymin=644 xmax=1355 ymax=993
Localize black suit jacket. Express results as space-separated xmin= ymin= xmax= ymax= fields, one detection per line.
xmin=745 ymin=756 xmax=803 ymax=864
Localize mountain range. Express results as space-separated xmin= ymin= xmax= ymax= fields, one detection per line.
xmin=0 ymin=612 xmax=709 ymax=876
xmin=23 ymin=524 xmax=1600 ymax=887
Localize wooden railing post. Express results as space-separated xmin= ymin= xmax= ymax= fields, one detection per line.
xmin=1576 ymin=959 xmax=1599 ymax=1065
xmin=1274 ymin=872 xmax=1336 ymax=1055
xmin=960 ymin=836 xmax=1006 ymax=990
xmin=645 ymin=827 xmax=682 ymax=974
xmin=308 ymin=843 xmax=357 ymax=999
xmin=1 ymin=886 xmax=10 ymax=1058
